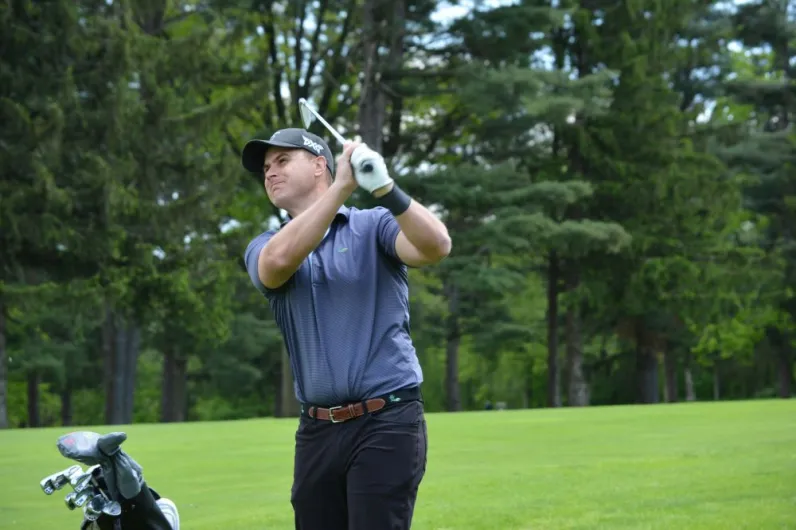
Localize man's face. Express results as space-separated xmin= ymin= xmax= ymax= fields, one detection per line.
xmin=262 ymin=147 xmax=323 ymax=208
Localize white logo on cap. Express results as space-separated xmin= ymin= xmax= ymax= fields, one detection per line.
xmin=302 ymin=135 xmax=324 ymax=154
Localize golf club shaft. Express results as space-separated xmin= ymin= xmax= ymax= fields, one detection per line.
xmin=300 ymin=99 xmax=347 ymax=145
xmin=314 ymin=113 xmax=347 ymax=145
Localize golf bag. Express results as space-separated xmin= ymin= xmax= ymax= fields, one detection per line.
xmin=39 ymin=431 xmax=180 ymax=530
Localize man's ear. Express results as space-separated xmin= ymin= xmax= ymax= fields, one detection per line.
xmin=314 ymin=155 xmax=327 ymax=179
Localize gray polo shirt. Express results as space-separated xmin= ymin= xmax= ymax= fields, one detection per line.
xmin=244 ymin=205 xmax=423 ymax=405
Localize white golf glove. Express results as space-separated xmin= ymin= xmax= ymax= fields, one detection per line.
xmin=351 ymin=144 xmax=393 ymax=193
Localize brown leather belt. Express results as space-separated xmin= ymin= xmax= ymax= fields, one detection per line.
xmin=307 ymin=397 xmax=387 ymax=423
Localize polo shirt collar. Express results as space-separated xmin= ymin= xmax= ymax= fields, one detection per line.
xmin=280 ymin=205 xmax=350 ymax=228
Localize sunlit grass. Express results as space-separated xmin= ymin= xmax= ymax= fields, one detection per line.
xmin=1 ymin=399 xmax=794 ymax=529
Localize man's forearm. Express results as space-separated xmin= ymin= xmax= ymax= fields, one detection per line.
xmin=373 ymin=182 xmax=451 ymax=260
xmin=258 ymin=182 xmax=351 ymax=287
xmin=394 ymin=200 xmax=452 ymax=259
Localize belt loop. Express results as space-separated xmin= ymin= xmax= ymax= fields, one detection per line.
xmin=361 ymin=400 xmax=370 ymax=416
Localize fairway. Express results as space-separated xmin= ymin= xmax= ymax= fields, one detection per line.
xmin=1 ymin=400 xmax=794 ymax=529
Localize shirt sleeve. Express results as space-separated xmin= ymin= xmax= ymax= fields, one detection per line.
xmin=244 ymin=230 xmax=279 ymax=296
xmin=375 ymin=207 xmax=402 ymax=262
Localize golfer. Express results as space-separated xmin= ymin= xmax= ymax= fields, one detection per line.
xmin=241 ymin=127 xmax=451 ymax=530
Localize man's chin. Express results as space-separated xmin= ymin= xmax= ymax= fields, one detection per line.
xmin=267 ymin=189 xmax=286 ymax=205
xmin=268 ymin=193 xmax=293 ymax=213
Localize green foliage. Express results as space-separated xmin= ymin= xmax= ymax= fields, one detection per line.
xmin=2 ymin=0 xmax=794 ymax=428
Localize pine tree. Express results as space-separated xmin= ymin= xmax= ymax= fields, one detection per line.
xmin=718 ymin=0 xmax=796 ymax=397
xmin=562 ymin=0 xmax=747 ymax=404
xmin=0 ymin=0 xmax=138 ymax=427
xmin=393 ymin=0 xmax=631 ymax=409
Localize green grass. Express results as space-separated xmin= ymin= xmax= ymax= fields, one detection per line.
xmin=1 ymin=400 xmax=795 ymax=529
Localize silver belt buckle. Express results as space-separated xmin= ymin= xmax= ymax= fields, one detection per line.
xmin=328 ymin=406 xmax=343 ymax=423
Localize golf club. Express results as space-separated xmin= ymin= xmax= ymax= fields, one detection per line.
xmin=73 ymin=490 xmax=92 ymax=508
xmin=84 ymin=495 xmax=105 ymax=521
xmin=65 ymin=491 xmax=78 ymax=510
xmin=298 ymin=97 xmax=375 ymax=173
xmin=103 ymin=499 xmax=122 ymax=517
xmin=84 ymin=493 xmax=121 ymax=521
xmin=298 ymin=98 xmax=346 ymax=146
xmin=70 ymin=471 xmax=94 ymax=493
xmin=40 ymin=465 xmax=82 ymax=495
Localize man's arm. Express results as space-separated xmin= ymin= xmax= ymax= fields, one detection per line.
xmin=257 ymin=180 xmax=352 ymax=289
xmin=374 ymin=182 xmax=452 ymax=268
xmin=257 ymin=142 xmax=359 ymax=289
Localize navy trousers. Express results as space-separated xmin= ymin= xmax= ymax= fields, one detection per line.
xmin=291 ymin=399 xmax=428 ymax=530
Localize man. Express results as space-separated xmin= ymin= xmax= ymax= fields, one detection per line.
xmin=241 ymin=127 xmax=451 ymax=530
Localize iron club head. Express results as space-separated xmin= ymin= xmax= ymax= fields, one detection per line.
xmin=84 ymin=494 xmax=112 ymax=521
xmin=70 ymin=472 xmax=94 ymax=493
xmin=73 ymin=490 xmax=92 ymax=508
xmin=40 ymin=465 xmax=82 ymax=495
xmin=84 ymin=495 xmax=103 ymax=521
xmin=84 ymin=493 xmax=122 ymax=522
xmin=65 ymin=492 xmax=78 ymax=510
xmin=297 ymin=98 xmax=376 ymax=173
xmin=298 ymin=98 xmax=347 ymax=146
xmin=103 ymin=500 xmax=122 ymax=517
xmin=298 ymin=98 xmax=315 ymax=129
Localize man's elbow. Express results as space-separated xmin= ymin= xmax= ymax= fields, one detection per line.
xmin=439 ymin=232 xmax=452 ymax=258
xmin=258 ymin=250 xmax=293 ymax=290
xmin=427 ymin=232 xmax=452 ymax=264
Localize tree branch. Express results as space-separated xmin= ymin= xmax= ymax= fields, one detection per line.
xmin=301 ymin=0 xmax=330 ymax=99
xmin=291 ymin=0 xmax=309 ymax=109
xmin=318 ymin=0 xmax=358 ymax=117
xmin=263 ymin=6 xmax=286 ymax=126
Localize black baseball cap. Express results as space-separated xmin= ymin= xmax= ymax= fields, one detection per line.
xmin=241 ymin=128 xmax=335 ymax=174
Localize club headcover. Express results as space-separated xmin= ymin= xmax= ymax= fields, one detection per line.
xmin=57 ymin=431 xmax=144 ymax=501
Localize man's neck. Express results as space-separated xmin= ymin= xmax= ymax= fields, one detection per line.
xmin=285 ymin=186 xmax=328 ymax=219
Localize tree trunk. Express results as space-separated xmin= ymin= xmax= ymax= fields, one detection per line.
xmin=121 ymin=321 xmax=141 ymax=424
xmin=280 ymin=342 xmax=300 ymax=417
xmin=161 ymin=349 xmax=188 ymax=422
xmin=105 ymin=307 xmax=141 ymax=425
xmin=546 ymin=252 xmax=561 ymax=407
xmin=103 ymin=300 xmax=118 ymax=424
xmin=776 ymin=338 xmax=793 ymax=398
xmin=358 ymin=0 xmax=384 ymax=148
xmin=523 ymin=359 xmax=533 ymax=409
xmin=0 ymin=294 xmax=8 ymax=429
xmin=111 ymin=321 xmax=127 ymax=424
xmin=683 ymin=352 xmax=696 ymax=401
xmin=27 ymin=370 xmax=40 ymax=427
xmin=663 ymin=346 xmax=678 ymax=403
xmin=635 ymin=325 xmax=659 ymax=404
xmin=565 ymin=271 xmax=588 ymax=406
xmin=713 ymin=362 xmax=721 ymax=401
xmin=382 ymin=0 xmax=406 ymax=157
xmin=444 ymin=281 xmax=461 ymax=412
xmin=61 ymin=382 xmax=73 ymax=426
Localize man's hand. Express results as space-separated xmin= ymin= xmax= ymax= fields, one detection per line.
xmin=335 ymin=141 xmax=362 ymax=193
xmin=351 ymin=143 xmax=393 ymax=193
